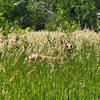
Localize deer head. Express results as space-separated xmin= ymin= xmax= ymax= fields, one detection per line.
xmin=60 ymin=35 xmax=73 ymax=55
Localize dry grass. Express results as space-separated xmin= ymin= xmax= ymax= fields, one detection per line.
xmin=71 ymin=29 xmax=100 ymax=47
xmin=0 ymin=29 xmax=100 ymax=58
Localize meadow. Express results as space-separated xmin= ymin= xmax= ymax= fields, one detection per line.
xmin=0 ymin=29 xmax=100 ymax=100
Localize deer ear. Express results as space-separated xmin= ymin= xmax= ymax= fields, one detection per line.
xmin=70 ymin=40 xmax=73 ymax=44
xmin=60 ymin=35 xmax=65 ymax=44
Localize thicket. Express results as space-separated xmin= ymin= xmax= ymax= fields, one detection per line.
xmin=0 ymin=0 xmax=99 ymax=35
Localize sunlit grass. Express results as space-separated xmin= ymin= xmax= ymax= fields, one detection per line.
xmin=0 ymin=29 xmax=100 ymax=99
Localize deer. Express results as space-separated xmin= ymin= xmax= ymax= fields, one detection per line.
xmin=28 ymin=35 xmax=72 ymax=62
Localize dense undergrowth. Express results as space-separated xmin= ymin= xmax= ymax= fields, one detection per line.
xmin=0 ymin=0 xmax=99 ymax=35
xmin=0 ymin=30 xmax=100 ymax=99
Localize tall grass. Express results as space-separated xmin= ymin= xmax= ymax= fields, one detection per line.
xmin=0 ymin=29 xmax=100 ymax=100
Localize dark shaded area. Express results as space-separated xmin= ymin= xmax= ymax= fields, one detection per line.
xmin=70 ymin=6 xmax=76 ymax=18
xmin=20 ymin=12 xmax=31 ymax=29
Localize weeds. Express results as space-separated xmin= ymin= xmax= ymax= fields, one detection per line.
xmin=0 ymin=30 xmax=100 ymax=99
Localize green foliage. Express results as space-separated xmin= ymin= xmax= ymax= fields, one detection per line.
xmin=0 ymin=12 xmax=11 ymax=35
xmin=45 ymin=0 xmax=99 ymax=33
xmin=0 ymin=1 xmax=23 ymax=34
xmin=0 ymin=0 xmax=99 ymax=33
xmin=0 ymin=12 xmax=5 ymax=27
xmin=27 ymin=1 xmax=53 ymax=30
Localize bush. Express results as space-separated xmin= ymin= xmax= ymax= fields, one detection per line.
xmin=0 ymin=0 xmax=99 ymax=33
xmin=27 ymin=1 xmax=54 ymax=30
xmin=47 ymin=0 xmax=99 ymax=32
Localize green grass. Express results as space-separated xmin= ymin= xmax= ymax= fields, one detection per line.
xmin=0 ymin=40 xmax=100 ymax=100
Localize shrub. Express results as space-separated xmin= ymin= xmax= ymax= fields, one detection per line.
xmin=27 ymin=1 xmax=54 ymax=30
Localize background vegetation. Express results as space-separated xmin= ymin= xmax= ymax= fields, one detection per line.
xmin=0 ymin=0 xmax=99 ymax=35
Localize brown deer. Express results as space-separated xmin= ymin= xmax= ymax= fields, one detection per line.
xmin=60 ymin=35 xmax=72 ymax=56
xmin=28 ymin=35 xmax=72 ymax=61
